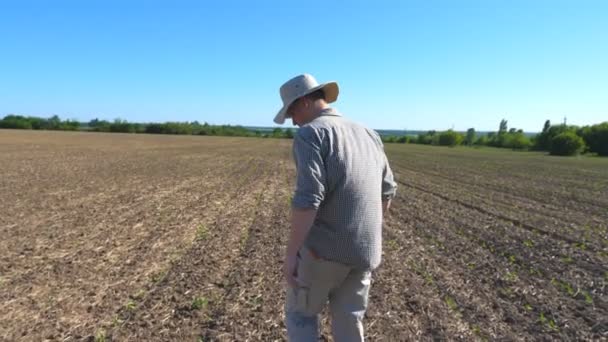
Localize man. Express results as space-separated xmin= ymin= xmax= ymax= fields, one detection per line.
xmin=274 ymin=74 xmax=398 ymax=342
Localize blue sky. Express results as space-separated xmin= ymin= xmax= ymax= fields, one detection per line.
xmin=1 ymin=0 xmax=606 ymax=132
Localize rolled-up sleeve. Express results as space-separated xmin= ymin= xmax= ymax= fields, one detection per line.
xmin=381 ymin=153 xmax=398 ymax=200
xmin=292 ymin=127 xmax=326 ymax=209
xmin=370 ymin=131 xmax=398 ymax=200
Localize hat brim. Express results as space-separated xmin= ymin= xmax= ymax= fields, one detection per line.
xmin=274 ymin=81 xmax=339 ymax=124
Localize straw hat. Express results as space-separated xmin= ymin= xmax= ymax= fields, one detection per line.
xmin=274 ymin=74 xmax=339 ymax=124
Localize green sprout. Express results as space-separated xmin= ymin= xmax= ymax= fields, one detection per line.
xmin=191 ymin=296 xmax=208 ymax=310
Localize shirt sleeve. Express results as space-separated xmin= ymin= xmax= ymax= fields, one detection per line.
xmin=381 ymin=153 xmax=398 ymax=200
xmin=369 ymin=129 xmax=398 ymax=200
xmin=292 ymin=127 xmax=326 ymax=210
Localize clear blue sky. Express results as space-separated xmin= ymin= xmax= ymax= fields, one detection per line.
xmin=1 ymin=0 xmax=606 ymax=132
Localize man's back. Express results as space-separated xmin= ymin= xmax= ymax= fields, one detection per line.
xmin=292 ymin=108 xmax=396 ymax=270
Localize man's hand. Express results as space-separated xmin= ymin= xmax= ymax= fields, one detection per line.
xmin=284 ymin=207 xmax=317 ymax=288
xmin=283 ymin=254 xmax=299 ymax=288
xmin=382 ymin=199 xmax=392 ymax=216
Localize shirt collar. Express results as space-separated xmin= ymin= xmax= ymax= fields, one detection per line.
xmin=319 ymin=107 xmax=341 ymax=117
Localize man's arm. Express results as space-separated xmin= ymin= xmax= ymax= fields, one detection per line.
xmin=382 ymin=199 xmax=392 ymax=216
xmin=381 ymin=151 xmax=397 ymax=206
xmin=283 ymin=207 xmax=317 ymax=288
xmin=284 ymin=127 xmax=326 ymax=288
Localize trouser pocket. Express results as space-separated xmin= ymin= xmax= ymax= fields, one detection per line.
xmin=293 ymin=285 xmax=310 ymax=313
xmin=287 ymin=247 xmax=351 ymax=316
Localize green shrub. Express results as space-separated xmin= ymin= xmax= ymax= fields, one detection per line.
xmin=534 ymin=124 xmax=576 ymax=151
xmin=504 ymin=133 xmax=532 ymax=150
xmin=383 ymin=135 xmax=397 ymax=143
xmin=464 ymin=128 xmax=476 ymax=145
xmin=284 ymin=128 xmax=294 ymax=139
xmin=396 ymin=136 xmax=409 ymax=143
xmin=579 ymin=122 xmax=608 ymax=156
xmin=0 ymin=115 xmax=33 ymax=129
xmin=474 ymin=135 xmax=488 ymax=146
xmin=415 ymin=131 xmax=435 ymax=145
xmin=550 ymin=132 xmax=585 ymax=156
xmin=437 ymin=130 xmax=463 ymax=146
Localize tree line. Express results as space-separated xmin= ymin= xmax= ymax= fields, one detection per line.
xmin=0 ymin=115 xmax=295 ymax=139
xmin=381 ymin=119 xmax=608 ymax=156
xmin=1 ymin=114 xmax=606 ymax=156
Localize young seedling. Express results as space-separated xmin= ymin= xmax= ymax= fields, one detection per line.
xmin=150 ymin=271 xmax=166 ymax=283
xmin=527 ymin=267 xmax=543 ymax=277
xmin=470 ymin=324 xmax=486 ymax=339
xmin=94 ymin=329 xmax=106 ymax=342
xmin=196 ymin=224 xmax=208 ymax=239
xmin=125 ymin=300 xmax=136 ymax=311
xmin=505 ymin=271 xmax=518 ymax=282
xmin=111 ymin=315 xmax=123 ymax=327
xmin=191 ymin=296 xmax=208 ymax=311
xmin=386 ymin=238 xmax=398 ymax=251
xmin=471 ymin=324 xmax=481 ymax=335
xmin=581 ymin=290 xmax=593 ymax=305
xmin=444 ymin=295 xmax=458 ymax=311
xmin=133 ymin=289 xmax=146 ymax=300
xmin=539 ymin=311 xmax=558 ymax=331
xmin=500 ymin=286 xmax=514 ymax=298
xmin=192 ymin=297 xmax=208 ymax=310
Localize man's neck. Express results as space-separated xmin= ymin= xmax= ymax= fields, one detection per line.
xmin=309 ymin=102 xmax=330 ymax=120
xmin=297 ymin=101 xmax=330 ymax=126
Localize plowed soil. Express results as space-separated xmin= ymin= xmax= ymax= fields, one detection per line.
xmin=1 ymin=130 xmax=606 ymax=341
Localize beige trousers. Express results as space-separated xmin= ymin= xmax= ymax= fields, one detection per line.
xmin=285 ymin=246 xmax=372 ymax=342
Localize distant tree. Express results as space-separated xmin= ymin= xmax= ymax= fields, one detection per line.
xmin=0 ymin=115 xmax=32 ymax=129
xmin=109 ymin=119 xmax=137 ymax=133
xmin=382 ymin=135 xmax=398 ymax=143
xmin=504 ymin=132 xmax=532 ymax=150
xmin=474 ymin=135 xmax=488 ymax=146
xmin=271 ymin=127 xmax=283 ymax=138
xmin=534 ymin=124 xmax=576 ymax=151
xmin=60 ymin=119 xmax=80 ymax=131
xmin=396 ymin=135 xmax=409 ymax=143
xmin=465 ymin=128 xmax=476 ymax=145
xmin=47 ymin=115 xmax=62 ymax=130
xmin=549 ymin=132 xmax=585 ymax=156
xmin=499 ymin=119 xmax=508 ymax=135
xmin=578 ymin=122 xmax=608 ymax=156
xmin=145 ymin=123 xmax=164 ymax=134
xmin=437 ymin=130 xmax=463 ymax=147
xmin=543 ymin=120 xmax=551 ymax=133
xmin=534 ymin=119 xmax=553 ymax=150
xmin=89 ymin=118 xmax=101 ymax=127
xmin=284 ymin=128 xmax=294 ymax=139
xmin=415 ymin=130 xmax=435 ymax=145
xmin=487 ymin=131 xmax=500 ymax=147
xmin=29 ymin=117 xmax=46 ymax=129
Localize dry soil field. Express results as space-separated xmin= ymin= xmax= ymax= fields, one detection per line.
xmin=1 ymin=129 xmax=606 ymax=341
